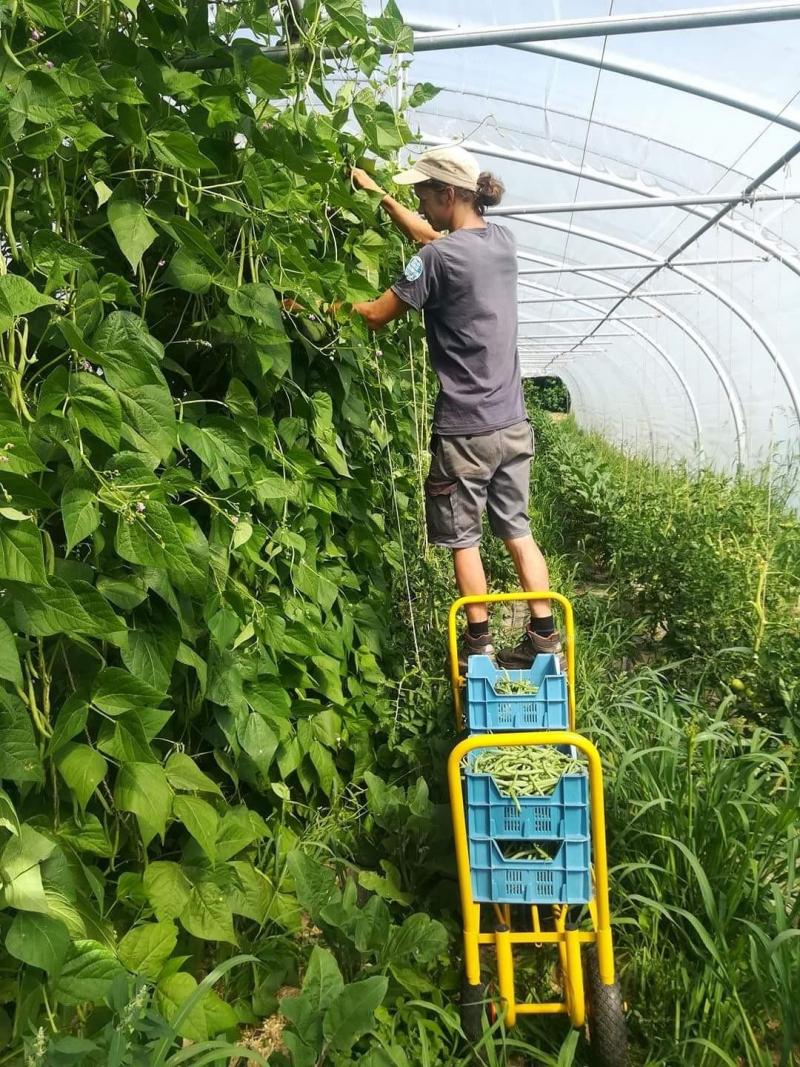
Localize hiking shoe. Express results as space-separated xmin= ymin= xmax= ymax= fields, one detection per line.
xmin=496 ymin=626 xmax=564 ymax=672
xmin=452 ymin=631 xmax=496 ymax=676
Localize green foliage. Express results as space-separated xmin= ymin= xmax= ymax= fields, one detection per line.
xmin=525 ymin=376 xmax=571 ymax=413
xmin=530 ymin=410 xmax=800 ymax=726
xmin=0 ymin=0 xmax=436 ymax=1058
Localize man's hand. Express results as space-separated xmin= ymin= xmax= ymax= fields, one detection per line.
xmin=351 ymin=167 xmax=385 ymax=197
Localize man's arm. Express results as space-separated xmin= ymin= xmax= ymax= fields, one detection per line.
xmin=352 ymin=289 xmax=410 ymax=331
xmin=351 ymin=168 xmax=440 ymax=246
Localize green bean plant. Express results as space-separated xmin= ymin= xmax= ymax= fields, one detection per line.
xmin=0 ymin=0 xmax=449 ymax=1058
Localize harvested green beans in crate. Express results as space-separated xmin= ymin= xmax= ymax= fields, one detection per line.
xmin=463 ymin=746 xmax=589 ymax=840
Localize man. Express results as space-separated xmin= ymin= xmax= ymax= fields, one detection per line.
xmin=350 ymin=145 xmax=561 ymax=671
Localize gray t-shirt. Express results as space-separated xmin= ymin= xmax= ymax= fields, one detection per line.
xmin=391 ymin=223 xmax=525 ymax=435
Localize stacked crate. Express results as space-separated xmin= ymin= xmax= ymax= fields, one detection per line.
xmin=463 ymin=654 xmax=591 ymax=904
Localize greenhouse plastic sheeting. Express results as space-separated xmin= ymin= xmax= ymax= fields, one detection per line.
xmin=361 ymin=1 xmax=800 ymax=473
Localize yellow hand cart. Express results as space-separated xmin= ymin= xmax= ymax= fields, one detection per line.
xmin=447 ymin=593 xmax=628 ymax=1065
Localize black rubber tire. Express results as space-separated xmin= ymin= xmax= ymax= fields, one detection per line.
xmin=460 ymin=975 xmax=489 ymax=1043
xmin=585 ymin=947 xmax=628 ymax=1067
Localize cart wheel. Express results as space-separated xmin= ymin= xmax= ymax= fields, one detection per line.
xmin=585 ymin=947 xmax=628 ymax=1067
xmin=460 ymin=973 xmax=495 ymax=1043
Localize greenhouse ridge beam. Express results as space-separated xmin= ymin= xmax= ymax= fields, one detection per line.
xmin=407 ymin=5 xmax=800 ymax=52
xmin=410 ymin=23 xmax=800 ymax=136
xmin=489 ymin=190 xmax=800 ymax=215
xmin=519 ymin=256 xmax=767 ymax=275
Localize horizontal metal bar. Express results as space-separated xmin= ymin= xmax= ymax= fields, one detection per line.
xmin=519 ymin=255 xmax=769 ymax=274
xmin=519 ymin=314 xmax=659 ymax=323
xmin=409 ymin=4 xmax=800 ymax=53
xmin=518 ymin=290 xmax=699 ymax=302
xmin=520 ymin=331 xmax=634 ymax=338
xmin=491 ymin=189 xmax=800 ymax=215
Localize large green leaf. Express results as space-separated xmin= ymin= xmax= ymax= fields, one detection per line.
xmin=173 ymin=795 xmax=218 ymax=861
xmin=0 ymin=518 xmax=46 ymax=583
xmin=54 ymin=940 xmax=126 ymax=1005
xmin=56 ymin=743 xmax=107 ymax=809
xmin=118 ymin=921 xmax=177 ymax=980
xmin=149 ymin=129 xmax=214 ymax=171
xmin=165 ymin=248 xmax=212 ymax=294
xmin=91 ymin=311 xmax=166 ymax=390
xmin=155 ymin=972 xmax=209 ymax=1042
xmin=248 ymin=55 xmax=289 ymax=98
xmin=115 ymin=763 xmax=173 ymax=844
xmin=6 ymin=912 xmax=70 ymax=974
xmin=0 ymin=618 xmax=22 ymax=688
xmin=322 ymin=976 xmax=388 ymax=1052
xmin=228 ymin=283 xmax=284 ymax=334
xmin=22 ymin=0 xmax=67 ymax=28
xmin=0 ymin=825 xmax=54 ymax=912
xmin=108 ymin=196 xmax=158 ymax=272
xmin=61 ymin=489 xmax=101 ymax=553
xmin=302 ymin=946 xmax=344 ymax=1013
xmin=165 ymin=752 xmax=222 ymax=796
xmin=114 ymin=501 xmax=208 ymax=594
xmin=8 ymin=578 xmax=126 ymax=640
xmin=122 ymin=623 xmax=179 ymax=690
xmin=92 ymin=667 xmax=166 ymax=713
xmin=143 ymin=861 xmax=191 ymax=922
xmin=68 ymin=373 xmax=122 ymax=448
xmin=119 ymin=383 xmax=176 ymax=462
xmin=0 ymin=691 xmax=43 ymax=783
xmin=0 ymin=275 xmax=57 ymax=319
xmin=10 ymin=71 xmax=71 ymax=126
xmin=180 ymin=879 xmax=236 ymax=943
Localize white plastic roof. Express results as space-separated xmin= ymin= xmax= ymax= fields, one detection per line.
xmin=374 ymin=2 xmax=800 ymax=472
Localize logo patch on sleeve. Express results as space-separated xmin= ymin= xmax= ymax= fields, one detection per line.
xmin=404 ymin=255 xmax=424 ymax=281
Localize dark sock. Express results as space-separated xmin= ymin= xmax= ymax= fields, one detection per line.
xmin=468 ymin=619 xmax=490 ymax=639
xmin=529 ymin=614 xmax=555 ymax=637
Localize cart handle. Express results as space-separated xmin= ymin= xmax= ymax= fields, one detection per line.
xmin=447 ymin=592 xmax=576 ymax=730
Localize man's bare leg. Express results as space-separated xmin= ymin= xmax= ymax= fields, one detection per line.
xmin=452 ymin=546 xmax=489 ymax=623
xmin=504 ymin=534 xmax=553 ymax=619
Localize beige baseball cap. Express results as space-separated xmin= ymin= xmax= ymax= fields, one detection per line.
xmin=392 ymin=145 xmax=480 ymax=191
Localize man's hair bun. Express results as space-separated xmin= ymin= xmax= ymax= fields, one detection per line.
xmin=476 ymin=172 xmax=505 ymax=210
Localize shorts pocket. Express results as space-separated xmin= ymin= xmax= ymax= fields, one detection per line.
xmin=424 ymin=476 xmax=459 ymax=544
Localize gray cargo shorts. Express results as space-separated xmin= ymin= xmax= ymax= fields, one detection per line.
xmin=424 ymin=420 xmax=534 ymax=549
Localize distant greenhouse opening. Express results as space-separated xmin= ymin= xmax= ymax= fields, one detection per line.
xmin=526 ymin=376 xmax=571 ymax=414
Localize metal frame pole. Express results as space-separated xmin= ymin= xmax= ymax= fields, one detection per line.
xmin=519 ymin=331 xmax=634 ymax=338
xmin=409 ymin=21 xmax=800 ymax=136
xmin=519 ymin=314 xmax=659 ymax=323
xmin=490 ymin=189 xmax=800 ymax=215
xmin=518 ymin=290 xmax=699 ymax=302
xmin=409 ymin=5 xmax=800 ymax=52
xmin=518 ymin=256 xmax=767 ymax=274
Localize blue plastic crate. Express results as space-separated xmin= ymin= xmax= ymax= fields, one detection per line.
xmin=465 ymin=654 xmax=568 ymax=733
xmin=468 ymin=836 xmax=592 ymax=904
xmin=464 ymin=751 xmax=589 ymax=840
